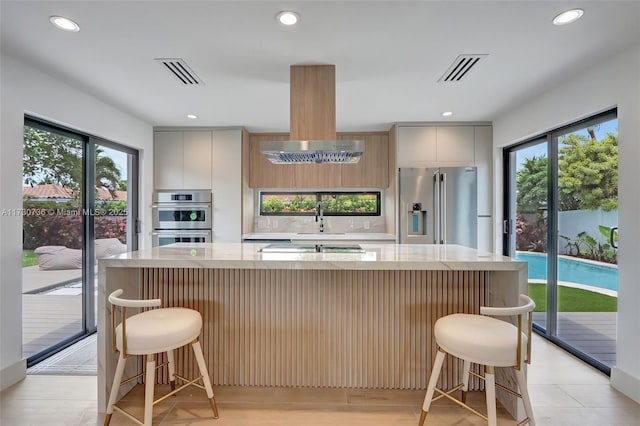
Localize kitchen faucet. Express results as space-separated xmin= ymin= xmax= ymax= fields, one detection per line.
xmin=315 ymin=201 xmax=324 ymax=233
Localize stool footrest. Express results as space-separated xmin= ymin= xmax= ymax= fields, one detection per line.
xmin=429 ymin=383 xmax=464 ymax=403
xmin=433 ymin=387 xmax=489 ymax=421
xmin=154 ymin=374 xmax=204 ymax=405
xmin=469 ymin=370 xmax=524 ymax=399
xmin=112 ymin=405 xmax=144 ymax=426
xmin=120 ymin=360 xmax=170 ymax=387
xmin=174 ymin=373 xmax=206 ymax=390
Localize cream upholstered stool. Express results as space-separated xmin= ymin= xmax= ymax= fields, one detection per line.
xmin=419 ymin=294 xmax=536 ymax=426
xmin=104 ymin=289 xmax=219 ymax=426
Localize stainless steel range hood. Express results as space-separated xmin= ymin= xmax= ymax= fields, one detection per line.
xmin=261 ymin=139 xmax=364 ymax=164
xmin=261 ymin=65 xmax=364 ymax=164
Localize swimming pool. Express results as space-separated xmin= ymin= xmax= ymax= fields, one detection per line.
xmin=516 ymin=252 xmax=618 ymax=291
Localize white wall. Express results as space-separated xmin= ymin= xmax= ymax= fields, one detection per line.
xmin=493 ymin=43 xmax=640 ymax=402
xmin=0 ymin=54 xmax=154 ymax=390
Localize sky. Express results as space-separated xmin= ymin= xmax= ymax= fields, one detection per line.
xmin=516 ymin=118 xmax=618 ymax=170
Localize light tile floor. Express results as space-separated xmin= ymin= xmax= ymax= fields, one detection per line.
xmin=1 ymin=334 xmax=638 ymax=425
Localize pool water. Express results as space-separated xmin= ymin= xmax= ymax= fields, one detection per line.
xmin=516 ymin=252 xmax=618 ymax=291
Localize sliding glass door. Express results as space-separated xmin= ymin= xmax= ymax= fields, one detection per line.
xmin=22 ymin=117 xmax=138 ymax=365
xmin=504 ymin=110 xmax=618 ymax=373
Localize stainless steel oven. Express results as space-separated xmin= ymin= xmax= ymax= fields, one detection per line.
xmin=152 ymin=190 xmax=212 ymax=246
xmin=152 ymin=229 xmax=212 ymax=247
xmin=152 ymin=190 xmax=212 ymax=230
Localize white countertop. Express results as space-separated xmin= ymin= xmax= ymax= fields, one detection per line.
xmin=99 ymin=243 xmax=524 ymax=272
xmin=242 ymin=232 xmax=396 ymax=241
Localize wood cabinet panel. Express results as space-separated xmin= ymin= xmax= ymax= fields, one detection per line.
xmin=248 ymin=133 xmax=295 ymax=188
xmin=341 ymin=133 xmax=389 ymax=188
xmin=293 ymin=163 xmax=342 ymax=188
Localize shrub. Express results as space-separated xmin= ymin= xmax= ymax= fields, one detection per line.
xmin=22 ymin=200 xmax=127 ymax=249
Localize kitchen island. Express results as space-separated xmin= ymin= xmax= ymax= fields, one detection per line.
xmin=97 ymin=243 xmax=527 ymax=416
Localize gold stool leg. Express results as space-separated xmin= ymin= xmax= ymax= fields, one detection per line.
xmin=209 ymin=397 xmax=219 ymax=418
xmin=418 ymin=410 xmax=427 ymax=426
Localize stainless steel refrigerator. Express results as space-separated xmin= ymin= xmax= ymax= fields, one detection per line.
xmin=398 ymin=167 xmax=477 ymax=247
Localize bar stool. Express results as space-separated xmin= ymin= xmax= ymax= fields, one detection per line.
xmin=104 ymin=289 xmax=219 ymax=426
xmin=419 ymin=294 xmax=536 ymax=426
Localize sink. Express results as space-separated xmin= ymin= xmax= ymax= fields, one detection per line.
xmin=296 ymin=232 xmax=345 ymax=235
xmin=259 ymin=244 xmax=317 ymax=253
xmin=259 ymin=243 xmax=364 ymax=253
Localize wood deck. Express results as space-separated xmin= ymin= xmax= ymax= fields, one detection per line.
xmin=22 ymin=293 xmax=83 ymax=359
xmin=533 ymin=312 xmax=616 ymax=365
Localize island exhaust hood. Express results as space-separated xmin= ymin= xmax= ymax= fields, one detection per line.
xmin=260 ymin=65 xmax=364 ymax=164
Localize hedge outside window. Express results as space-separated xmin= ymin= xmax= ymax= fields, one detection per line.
xmin=260 ymin=192 xmax=380 ymax=216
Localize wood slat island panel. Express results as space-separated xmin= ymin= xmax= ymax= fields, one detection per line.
xmin=139 ymin=268 xmax=488 ymax=390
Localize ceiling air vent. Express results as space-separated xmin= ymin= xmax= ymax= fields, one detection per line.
xmin=155 ymin=58 xmax=203 ymax=85
xmin=438 ymin=54 xmax=487 ymax=82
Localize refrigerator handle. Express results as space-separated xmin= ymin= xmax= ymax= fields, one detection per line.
xmin=441 ymin=172 xmax=447 ymax=244
xmin=433 ymin=171 xmax=440 ymax=244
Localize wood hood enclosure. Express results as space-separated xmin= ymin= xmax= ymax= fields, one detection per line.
xmin=248 ymin=64 xmax=391 ymax=189
xmin=290 ymin=64 xmax=336 ymax=140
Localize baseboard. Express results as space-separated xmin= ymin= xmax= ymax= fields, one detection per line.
xmin=611 ymin=367 xmax=640 ymax=403
xmin=0 ymin=359 xmax=26 ymax=391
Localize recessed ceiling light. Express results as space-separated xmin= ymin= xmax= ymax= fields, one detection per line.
xmin=441 ymin=111 xmax=453 ymax=117
xmin=552 ymin=9 xmax=584 ymax=26
xmin=276 ymin=11 xmax=300 ymax=26
xmin=49 ymin=16 xmax=80 ymax=32
xmin=187 ymin=114 xmax=198 ymax=119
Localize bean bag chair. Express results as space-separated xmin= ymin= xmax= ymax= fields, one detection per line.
xmin=95 ymin=238 xmax=127 ymax=259
xmin=34 ymin=246 xmax=82 ymax=270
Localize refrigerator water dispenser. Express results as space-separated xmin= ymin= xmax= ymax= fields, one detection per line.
xmin=408 ymin=202 xmax=427 ymax=236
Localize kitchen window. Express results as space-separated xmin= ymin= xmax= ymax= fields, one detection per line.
xmin=260 ymin=191 xmax=381 ymax=216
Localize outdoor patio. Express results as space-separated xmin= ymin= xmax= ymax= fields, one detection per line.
xmin=22 ymin=266 xmax=85 ymax=360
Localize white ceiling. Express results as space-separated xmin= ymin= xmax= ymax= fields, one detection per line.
xmin=2 ymin=1 xmax=639 ymax=132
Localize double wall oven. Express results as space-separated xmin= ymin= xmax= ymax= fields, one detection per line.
xmin=151 ymin=190 xmax=212 ymax=246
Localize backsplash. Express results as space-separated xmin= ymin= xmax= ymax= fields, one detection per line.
xmin=254 ymin=215 xmax=386 ymax=233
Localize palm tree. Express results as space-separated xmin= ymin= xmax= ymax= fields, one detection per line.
xmin=95 ymin=147 xmax=121 ymax=199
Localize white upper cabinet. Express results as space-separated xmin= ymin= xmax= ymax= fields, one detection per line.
xmin=436 ymin=126 xmax=475 ymax=163
xmin=396 ymin=126 xmax=437 ymax=166
xmin=154 ymin=131 xmax=185 ymax=189
xmin=397 ymin=125 xmax=476 ymax=167
xmin=183 ymin=131 xmax=213 ymax=189
xmin=154 ymin=131 xmax=212 ymax=190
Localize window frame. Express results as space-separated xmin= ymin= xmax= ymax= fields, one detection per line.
xmin=259 ymin=191 xmax=381 ymax=216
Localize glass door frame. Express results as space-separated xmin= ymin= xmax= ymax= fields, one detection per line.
xmin=502 ymin=108 xmax=618 ymax=375
xmin=24 ymin=116 xmax=139 ymax=366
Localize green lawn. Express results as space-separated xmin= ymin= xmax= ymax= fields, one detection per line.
xmin=528 ymin=283 xmax=617 ymax=312
xmin=23 ymin=250 xmax=39 ymax=267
